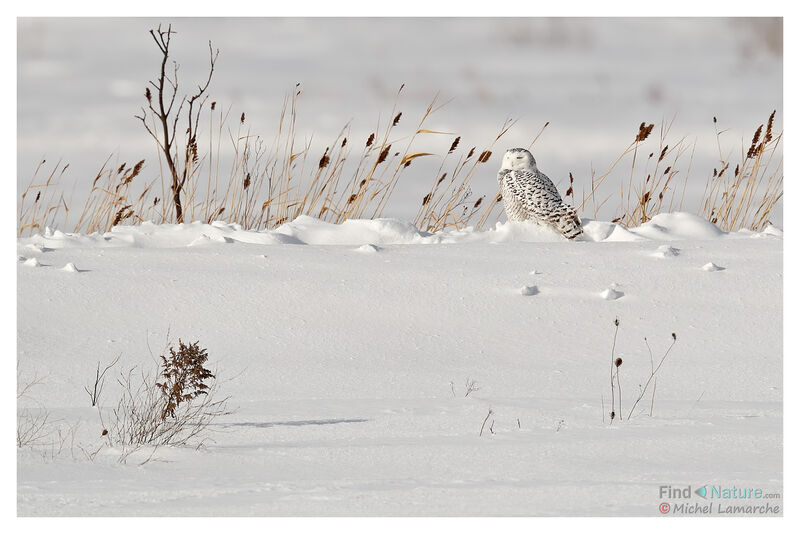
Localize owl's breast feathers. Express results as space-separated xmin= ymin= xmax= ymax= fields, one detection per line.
xmin=498 ymin=168 xmax=563 ymax=208
xmin=497 ymin=168 xmax=583 ymax=239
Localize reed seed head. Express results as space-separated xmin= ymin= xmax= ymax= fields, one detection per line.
xmin=477 ymin=150 xmax=492 ymax=163
xmin=636 ymin=122 xmax=655 ymax=142
xmin=747 ymin=125 xmax=763 ymax=159
xmin=448 ymin=137 xmax=460 ymax=153
xmin=366 ymin=133 xmax=375 ymax=147
xmin=319 ymin=148 xmax=330 ymax=169
xmin=377 ymin=145 xmax=391 ymax=164
xmin=765 ymin=110 xmax=775 ymax=142
xmin=392 ymin=112 xmax=402 ymax=126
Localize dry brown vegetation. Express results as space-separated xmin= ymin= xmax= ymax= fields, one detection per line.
xmin=579 ymin=111 xmax=782 ymax=231
xmin=17 ymin=27 xmax=782 ymax=237
xmin=98 ymin=339 xmax=230 ymax=457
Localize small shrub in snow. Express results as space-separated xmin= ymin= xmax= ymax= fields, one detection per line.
xmin=101 ymin=339 xmax=229 ymax=453
xmin=157 ymin=340 xmax=215 ymax=420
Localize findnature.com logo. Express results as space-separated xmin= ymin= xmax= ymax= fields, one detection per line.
xmin=657 ymin=485 xmax=782 ymax=516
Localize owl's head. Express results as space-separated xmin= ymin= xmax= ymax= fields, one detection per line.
xmin=501 ymin=148 xmax=537 ymax=171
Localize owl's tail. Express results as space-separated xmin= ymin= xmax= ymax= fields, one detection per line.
xmin=548 ymin=205 xmax=583 ymax=240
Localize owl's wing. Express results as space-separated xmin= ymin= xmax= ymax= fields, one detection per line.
xmin=501 ymin=169 xmax=563 ymax=207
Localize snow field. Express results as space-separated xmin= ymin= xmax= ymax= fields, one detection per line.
xmin=17 ymin=213 xmax=782 ymax=515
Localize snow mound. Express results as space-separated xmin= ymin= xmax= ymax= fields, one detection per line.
xmin=702 ymin=262 xmax=726 ymax=272
xmin=600 ymin=287 xmax=624 ymax=300
xmin=23 ymin=257 xmax=41 ymax=268
xmin=520 ymin=285 xmax=539 ymax=296
xmin=651 ymin=245 xmax=680 ymax=258
xmin=761 ymin=225 xmax=783 ymax=237
xmin=276 ymin=216 xmax=426 ymax=245
xmin=354 ymin=244 xmax=381 ymax=254
xmin=61 ymin=263 xmax=78 ymax=273
xmin=628 ymin=213 xmax=724 ymax=240
xmin=17 ymin=212 xmax=773 ymax=250
xmin=440 ymin=220 xmax=566 ymax=244
xmin=25 ymin=243 xmax=47 ymax=253
xmin=582 ymin=220 xmax=644 ymax=242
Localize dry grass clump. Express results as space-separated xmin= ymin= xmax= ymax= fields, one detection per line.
xmin=17 ymin=87 xmax=512 ymax=236
xmin=576 ymin=111 xmax=782 ymax=231
xmin=700 ymin=110 xmax=782 ymax=231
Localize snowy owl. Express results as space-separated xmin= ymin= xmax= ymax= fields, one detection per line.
xmin=497 ymin=148 xmax=583 ymax=239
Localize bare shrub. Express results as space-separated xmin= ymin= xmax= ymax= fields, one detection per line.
xmin=84 ymin=354 xmax=121 ymax=407
xmin=101 ymin=339 xmax=230 ymax=453
xmin=17 ymin=408 xmax=51 ymax=449
xmin=17 ymin=372 xmax=51 ymax=449
xmin=135 ymin=24 xmax=218 ymax=223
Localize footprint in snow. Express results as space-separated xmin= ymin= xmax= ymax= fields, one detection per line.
xmin=520 ymin=285 xmax=539 ymax=296
xmin=355 ymin=244 xmax=380 ymax=254
xmin=651 ymin=245 xmax=680 ymax=258
xmin=600 ymin=287 xmax=624 ymax=300
xmin=702 ymin=262 xmax=725 ymax=272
